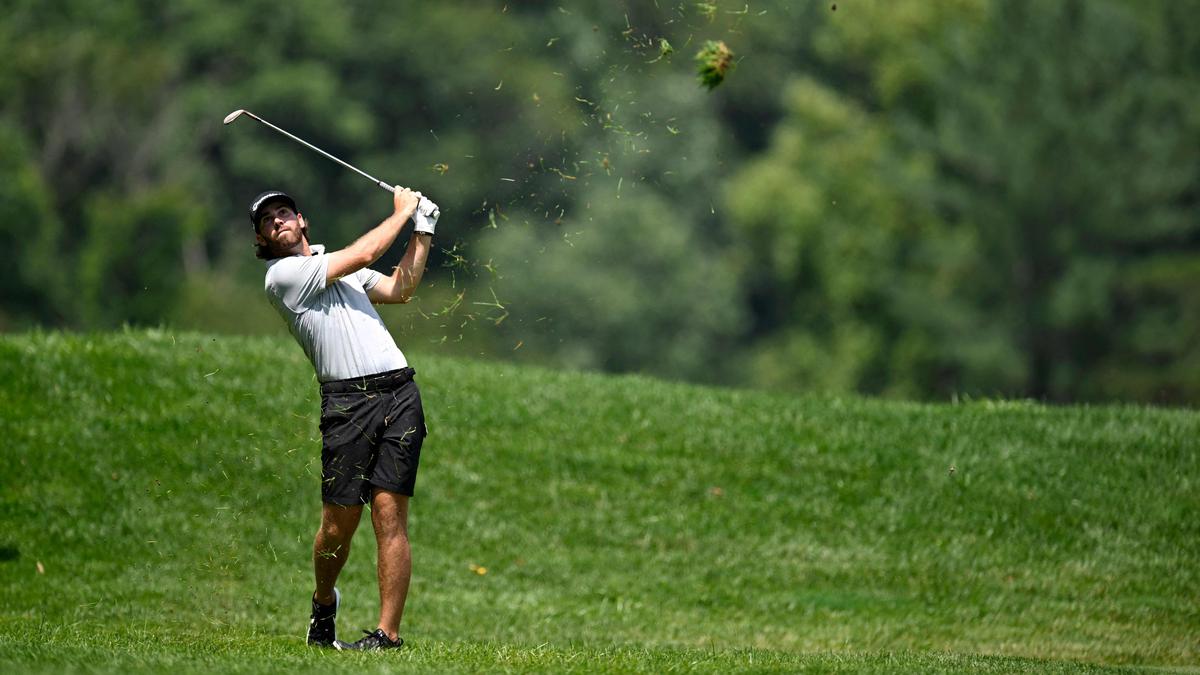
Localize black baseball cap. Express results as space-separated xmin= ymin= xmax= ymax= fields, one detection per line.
xmin=249 ymin=190 xmax=297 ymax=230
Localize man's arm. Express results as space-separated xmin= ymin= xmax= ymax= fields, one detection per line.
xmin=324 ymin=187 xmax=420 ymax=284
xmin=366 ymin=232 xmax=433 ymax=304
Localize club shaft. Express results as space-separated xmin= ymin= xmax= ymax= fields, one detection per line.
xmin=243 ymin=111 xmax=395 ymax=193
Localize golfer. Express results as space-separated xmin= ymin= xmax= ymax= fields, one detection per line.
xmin=251 ymin=186 xmax=437 ymax=651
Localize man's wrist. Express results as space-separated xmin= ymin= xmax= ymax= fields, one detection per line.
xmin=412 ymin=216 xmax=436 ymax=236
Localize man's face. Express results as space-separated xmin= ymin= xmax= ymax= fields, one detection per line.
xmin=255 ymin=201 xmax=307 ymax=255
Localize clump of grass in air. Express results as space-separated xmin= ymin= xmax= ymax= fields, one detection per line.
xmin=696 ymin=40 xmax=734 ymax=89
xmin=696 ymin=1 xmax=718 ymax=22
xmin=649 ymin=37 xmax=673 ymax=63
xmin=657 ymin=38 xmax=673 ymax=59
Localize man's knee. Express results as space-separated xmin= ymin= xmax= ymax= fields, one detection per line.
xmin=319 ymin=503 xmax=363 ymax=539
xmin=371 ymin=489 xmax=409 ymax=537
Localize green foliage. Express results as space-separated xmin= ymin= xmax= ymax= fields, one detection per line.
xmin=813 ymin=0 xmax=986 ymax=108
xmin=728 ymin=77 xmax=1017 ymax=398
xmin=78 ymin=188 xmax=206 ymax=327
xmin=911 ymin=0 xmax=1200 ymax=401
xmin=0 ymin=124 xmax=65 ymax=328
xmin=480 ymin=188 xmax=745 ymax=383
xmin=1 ymin=331 xmax=1197 ymax=669
xmin=726 ymin=0 xmax=1200 ymax=403
xmin=1 ymin=0 xmax=1198 ymax=404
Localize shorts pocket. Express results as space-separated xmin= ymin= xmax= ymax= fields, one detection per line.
xmin=319 ymin=393 xmax=355 ymax=436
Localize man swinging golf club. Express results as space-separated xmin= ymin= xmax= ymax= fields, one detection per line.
xmin=251 ymin=184 xmax=438 ymax=651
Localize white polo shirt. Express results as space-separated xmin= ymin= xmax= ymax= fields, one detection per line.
xmin=264 ymin=245 xmax=408 ymax=382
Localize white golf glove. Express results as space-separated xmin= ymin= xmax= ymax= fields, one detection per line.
xmin=413 ymin=195 xmax=440 ymax=236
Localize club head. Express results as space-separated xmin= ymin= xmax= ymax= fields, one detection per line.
xmin=223 ymin=109 xmax=246 ymax=125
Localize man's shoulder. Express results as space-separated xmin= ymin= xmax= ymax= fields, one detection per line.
xmin=263 ymin=255 xmax=296 ymax=288
xmin=263 ymin=254 xmax=316 ymax=301
xmin=264 ymin=254 xmax=298 ymax=273
xmin=262 ymin=247 xmax=335 ymax=313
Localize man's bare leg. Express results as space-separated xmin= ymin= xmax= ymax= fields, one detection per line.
xmin=370 ymin=487 xmax=411 ymax=641
xmin=314 ymin=502 xmax=363 ymax=604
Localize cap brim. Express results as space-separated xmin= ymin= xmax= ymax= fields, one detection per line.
xmin=250 ymin=191 xmax=298 ymax=228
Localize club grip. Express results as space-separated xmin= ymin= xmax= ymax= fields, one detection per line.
xmin=388 ymin=182 xmax=440 ymax=219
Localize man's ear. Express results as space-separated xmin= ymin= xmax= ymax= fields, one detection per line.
xmin=298 ymin=213 xmax=309 ymax=237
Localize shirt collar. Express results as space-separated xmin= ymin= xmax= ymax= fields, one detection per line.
xmin=264 ymin=243 xmax=325 ymax=266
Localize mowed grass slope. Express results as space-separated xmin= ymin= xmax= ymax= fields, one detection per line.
xmin=0 ymin=330 xmax=1196 ymax=673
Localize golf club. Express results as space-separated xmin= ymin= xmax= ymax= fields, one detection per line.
xmin=223 ymin=109 xmax=438 ymax=218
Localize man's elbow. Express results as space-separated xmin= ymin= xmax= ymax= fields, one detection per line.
xmin=355 ymin=249 xmax=379 ymax=270
xmin=336 ymin=251 xmax=375 ymax=280
xmin=377 ymin=285 xmax=413 ymax=304
xmin=344 ymin=241 xmax=381 ymax=270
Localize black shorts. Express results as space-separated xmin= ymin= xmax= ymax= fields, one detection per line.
xmin=318 ymin=367 xmax=427 ymax=505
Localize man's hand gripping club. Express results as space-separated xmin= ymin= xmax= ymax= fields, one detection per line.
xmin=323 ymin=187 xmax=422 ymax=284
xmin=412 ymin=194 xmax=440 ymax=236
xmin=362 ymin=188 xmax=437 ymax=304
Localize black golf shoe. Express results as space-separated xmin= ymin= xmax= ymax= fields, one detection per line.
xmin=334 ymin=628 xmax=404 ymax=651
xmin=306 ymin=587 xmax=340 ymax=647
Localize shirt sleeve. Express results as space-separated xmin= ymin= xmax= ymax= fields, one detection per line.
xmin=356 ymin=267 xmax=385 ymax=291
xmin=266 ymin=255 xmax=330 ymax=312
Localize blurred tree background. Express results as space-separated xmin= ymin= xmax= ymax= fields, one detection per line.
xmin=1 ymin=0 xmax=1197 ymax=404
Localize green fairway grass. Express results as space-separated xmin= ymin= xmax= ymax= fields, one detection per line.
xmin=0 ymin=330 xmax=1196 ymax=673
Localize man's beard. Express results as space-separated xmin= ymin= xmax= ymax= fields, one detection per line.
xmin=267 ymin=226 xmax=307 ymax=256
